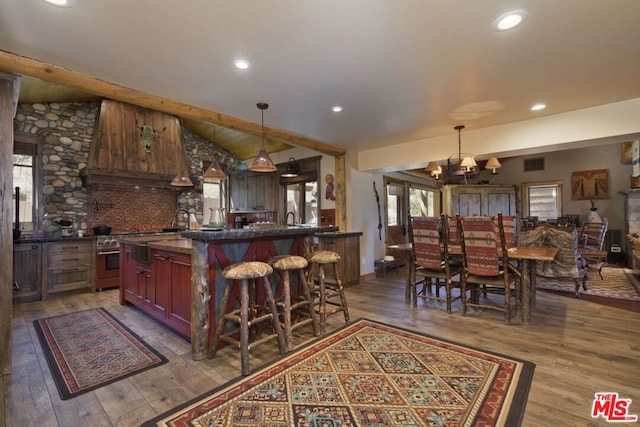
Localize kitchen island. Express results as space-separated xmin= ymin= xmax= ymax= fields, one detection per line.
xmin=120 ymin=226 xmax=338 ymax=360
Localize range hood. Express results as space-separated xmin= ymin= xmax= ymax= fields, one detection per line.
xmin=83 ymin=99 xmax=189 ymax=189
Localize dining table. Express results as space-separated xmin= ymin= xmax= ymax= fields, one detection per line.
xmin=387 ymin=242 xmax=558 ymax=325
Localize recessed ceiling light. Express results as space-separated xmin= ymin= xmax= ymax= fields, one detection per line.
xmin=493 ymin=10 xmax=528 ymax=31
xmin=40 ymin=0 xmax=73 ymax=7
xmin=332 ymin=106 xmax=343 ymax=113
xmin=530 ymin=103 xmax=546 ymax=111
xmin=234 ymin=60 xmax=249 ymax=70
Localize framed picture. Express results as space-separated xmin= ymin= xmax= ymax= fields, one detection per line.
xmin=571 ymin=169 xmax=609 ymax=200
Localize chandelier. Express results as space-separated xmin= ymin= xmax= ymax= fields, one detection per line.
xmin=426 ymin=125 xmax=501 ymax=183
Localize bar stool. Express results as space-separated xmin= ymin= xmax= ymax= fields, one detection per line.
xmin=269 ymin=255 xmax=320 ymax=351
xmin=308 ymin=250 xmax=350 ymax=334
xmin=211 ymin=261 xmax=287 ymax=376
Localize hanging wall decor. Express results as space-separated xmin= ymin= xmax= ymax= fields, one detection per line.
xmin=571 ymin=169 xmax=609 ymax=200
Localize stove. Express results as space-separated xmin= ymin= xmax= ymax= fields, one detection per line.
xmin=96 ymin=236 xmax=120 ymax=253
xmin=96 ymin=236 xmax=120 ymax=290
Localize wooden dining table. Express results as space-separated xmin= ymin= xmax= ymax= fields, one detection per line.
xmin=387 ymin=243 xmax=558 ymax=325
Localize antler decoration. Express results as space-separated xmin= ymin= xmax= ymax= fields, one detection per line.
xmin=136 ymin=119 xmax=166 ymax=153
xmin=373 ymin=181 xmax=382 ymax=240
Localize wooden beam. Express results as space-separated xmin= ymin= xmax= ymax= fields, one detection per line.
xmin=0 ymin=74 xmax=16 ymax=379
xmin=0 ymin=50 xmax=346 ymax=158
xmin=335 ymin=155 xmax=347 ymax=230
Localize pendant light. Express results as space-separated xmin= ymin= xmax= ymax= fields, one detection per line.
xmin=203 ymin=126 xmax=227 ymax=182
xmin=249 ymin=102 xmax=277 ymax=173
xmin=281 ymin=157 xmax=299 ymax=178
xmin=171 ymin=119 xmax=194 ymax=187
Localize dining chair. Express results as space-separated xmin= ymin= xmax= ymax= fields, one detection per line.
xmin=410 ymin=214 xmax=462 ymax=313
xmin=459 ymin=214 xmax=521 ymax=324
xmin=579 ymin=220 xmax=608 ymax=280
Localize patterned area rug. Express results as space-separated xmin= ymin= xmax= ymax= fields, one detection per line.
xmin=536 ymin=267 xmax=640 ymax=301
xmin=145 ymin=319 xmax=534 ymax=426
xmin=33 ymin=307 xmax=168 ymax=400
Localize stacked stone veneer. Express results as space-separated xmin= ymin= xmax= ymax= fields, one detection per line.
xmin=14 ymin=102 xmax=241 ymax=237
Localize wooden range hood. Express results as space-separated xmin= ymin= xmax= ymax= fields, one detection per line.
xmin=82 ymin=99 xmax=188 ymax=189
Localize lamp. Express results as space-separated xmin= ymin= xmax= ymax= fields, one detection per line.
xmin=281 ymin=157 xmax=299 ymax=178
xmin=249 ymin=102 xmax=277 ymax=173
xmin=203 ymin=126 xmax=227 ymax=182
xmin=485 ymin=156 xmax=501 ymax=174
xmin=426 ymin=161 xmax=442 ymax=180
xmin=171 ymin=120 xmax=194 ymax=187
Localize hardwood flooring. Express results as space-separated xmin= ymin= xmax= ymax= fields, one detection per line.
xmin=3 ymin=271 xmax=640 ymax=426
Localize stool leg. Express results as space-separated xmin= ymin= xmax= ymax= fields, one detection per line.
xmin=298 ymin=268 xmax=320 ymax=337
xmin=261 ymin=276 xmax=288 ymax=355
xmin=317 ymin=264 xmax=327 ymax=335
xmin=240 ymin=278 xmax=251 ymax=376
xmin=281 ymin=270 xmax=293 ymax=351
xmin=331 ymin=262 xmax=350 ymax=324
xmin=210 ymin=281 xmax=232 ymax=358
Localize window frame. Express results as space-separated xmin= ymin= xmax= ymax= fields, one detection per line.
xmin=13 ymin=134 xmax=43 ymax=234
xmin=520 ymin=180 xmax=563 ymax=221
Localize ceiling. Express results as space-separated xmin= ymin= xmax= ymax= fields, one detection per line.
xmin=2 ymin=0 xmax=640 ymax=167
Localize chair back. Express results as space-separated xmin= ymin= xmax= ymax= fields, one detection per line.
xmin=447 ymin=215 xmax=462 ymax=254
xmin=460 ymin=215 xmax=506 ymax=276
xmin=411 ymin=216 xmax=444 ymax=270
xmin=495 ymin=215 xmax=518 ymax=248
xmin=580 ymin=220 xmax=608 ymax=251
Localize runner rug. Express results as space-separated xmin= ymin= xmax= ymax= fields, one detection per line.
xmin=33 ymin=307 xmax=168 ymax=400
xmin=537 ymin=267 xmax=640 ymax=301
xmin=144 ymin=318 xmax=535 ymax=426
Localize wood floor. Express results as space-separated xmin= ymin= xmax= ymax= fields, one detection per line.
xmin=3 ymin=271 xmax=640 ymax=426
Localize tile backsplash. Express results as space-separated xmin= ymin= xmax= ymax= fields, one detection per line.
xmin=87 ymin=185 xmax=177 ymax=234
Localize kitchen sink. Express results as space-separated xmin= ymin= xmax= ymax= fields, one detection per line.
xmin=132 ymin=242 xmax=151 ymax=263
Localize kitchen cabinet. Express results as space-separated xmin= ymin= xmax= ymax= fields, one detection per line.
xmin=120 ymin=241 xmax=191 ymax=339
xmin=12 ymin=242 xmax=42 ymax=303
xmin=153 ymin=249 xmax=191 ymax=338
xmin=315 ymin=232 xmax=363 ymax=286
xmin=229 ymin=170 xmax=278 ymax=212
xmin=42 ymin=240 xmax=93 ymax=298
xmin=442 ymin=184 xmax=517 ymax=217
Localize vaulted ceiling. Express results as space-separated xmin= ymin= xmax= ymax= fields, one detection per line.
xmin=2 ymin=1 xmax=640 ymax=168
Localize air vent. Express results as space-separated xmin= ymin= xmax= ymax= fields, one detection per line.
xmin=524 ymin=157 xmax=544 ymax=172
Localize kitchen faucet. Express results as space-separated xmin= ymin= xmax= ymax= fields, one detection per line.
xmin=286 ymin=211 xmax=296 ymax=226
xmin=171 ymin=209 xmax=191 ymax=230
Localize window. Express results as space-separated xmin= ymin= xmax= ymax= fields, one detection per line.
xmin=203 ymin=181 xmax=227 ymax=226
xmin=409 ymin=185 xmax=439 ymax=217
xmin=521 ymin=181 xmax=563 ymax=221
xmin=13 ymin=138 xmax=41 ymax=233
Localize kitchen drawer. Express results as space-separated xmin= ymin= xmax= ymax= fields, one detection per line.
xmin=47 ymin=241 xmax=92 ymax=254
xmin=48 ymin=251 xmax=91 ymax=266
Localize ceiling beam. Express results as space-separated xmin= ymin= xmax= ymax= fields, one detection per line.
xmin=0 ymin=50 xmax=346 ymax=157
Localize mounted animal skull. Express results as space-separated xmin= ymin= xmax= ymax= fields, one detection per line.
xmin=137 ymin=120 xmax=166 ymax=153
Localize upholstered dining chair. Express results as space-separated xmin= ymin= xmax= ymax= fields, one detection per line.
xmin=410 ymin=214 xmax=462 ymax=313
xmin=459 ymin=214 xmax=521 ymax=324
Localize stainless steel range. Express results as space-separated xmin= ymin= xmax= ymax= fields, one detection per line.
xmin=96 ymin=236 xmax=120 ymax=290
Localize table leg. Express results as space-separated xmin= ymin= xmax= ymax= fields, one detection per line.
xmin=521 ymin=260 xmax=531 ymax=325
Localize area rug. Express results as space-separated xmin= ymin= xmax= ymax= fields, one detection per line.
xmin=537 ymin=267 xmax=640 ymax=301
xmin=144 ymin=318 xmax=535 ymax=426
xmin=33 ymin=307 xmax=168 ymax=400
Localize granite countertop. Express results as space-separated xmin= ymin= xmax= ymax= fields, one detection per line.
xmin=148 ymin=239 xmax=192 ymax=255
xmin=183 ymin=225 xmax=339 ymax=241
xmin=14 ymin=235 xmax=95 ymax=244
xmin=315 ymin=231 xmax=363 ymax=238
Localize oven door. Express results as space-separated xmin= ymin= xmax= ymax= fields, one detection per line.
xmin=96 ymin=250 xmax=120 ymax=289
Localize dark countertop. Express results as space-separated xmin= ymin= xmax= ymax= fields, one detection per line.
xmin=13 ymin=236 xmax=95 ymax=244
xmin=315 ymin=231 xmax=363 ymax=238
xmin=183 ymin=225 xmax=339 ymax=241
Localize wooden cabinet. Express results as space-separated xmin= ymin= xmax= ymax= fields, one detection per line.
xmin=316 ymin=232 xmax=362 ymax=286
xmin=12 ymin=243 xmax=42 ymax=303
xmin=229 ymin=170 xmax=278 ymax=212
xmin=120 ymin=242 xmax=191 ymax=340
xmin=153 ymin=250 xmax=191 ymax=338
xmin=42 ymin=241 xmax=93 ymax=298
xmin=442 ymin=184 xmax=517 ymax=217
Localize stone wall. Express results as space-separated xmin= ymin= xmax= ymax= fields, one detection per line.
xmin=14 ymin=102 xmax=240 ymax=236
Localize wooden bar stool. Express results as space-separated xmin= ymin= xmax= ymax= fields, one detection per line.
xmin=308 ymin=250 xmax=350 ymax=334
xmin=211 ymin=261 xmax=287 ymax=376
xmin=269 ymin=255 xmax=320 ymax=350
